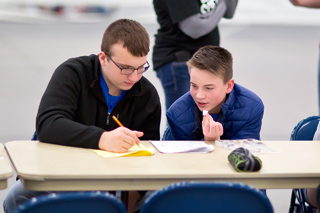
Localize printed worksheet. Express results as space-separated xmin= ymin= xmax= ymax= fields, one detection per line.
xmin=215 ymin=139 xmax=281 ymax=153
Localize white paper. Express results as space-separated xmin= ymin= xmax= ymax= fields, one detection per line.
xmin=149 ymin=140 xmax=214 ymax=154
xmin=215 ymin=139 xmax=281 ymax=153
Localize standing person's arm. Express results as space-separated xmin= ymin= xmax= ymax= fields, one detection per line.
xmin=179 ymin=0 xmax=238 ymax=39
xmin=289 ymin=0 xmax=320 ymax=8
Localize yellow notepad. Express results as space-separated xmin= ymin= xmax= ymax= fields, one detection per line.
xmin=91 ymin=143 xmax=155 ymax=157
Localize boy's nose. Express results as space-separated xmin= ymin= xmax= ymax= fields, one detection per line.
xmin=128 ymin=70 xmax=140 ymax=82
xmin=196 ymin=90 xmax=205 ymax=99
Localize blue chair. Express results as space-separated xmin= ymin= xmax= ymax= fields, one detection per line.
xmin=162 ymin=125 xmax=173 ymax=140
xmin=290 ymin=116 xmax=320 ymax=141
xmin=16 ymin=191 xmax=126 ymax=213
xmin=289 ymin=115 xmax=320 ymax=213
xmin=31 ymin=131 xmax=37 ymax=140
xmin=140 ymin=181 xmax=273 ymax=213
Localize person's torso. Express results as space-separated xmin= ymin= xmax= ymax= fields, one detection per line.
xmin=152 ymin=0 xmax=220 ymax=69
xmin=167 ymin=84 xmax=263 ymax=140
xmin=80 ymin=72 xmax=158 ymax=138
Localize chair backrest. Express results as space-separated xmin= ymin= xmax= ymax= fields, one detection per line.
xmin=16 ymin=191 xmax=126 ymax=213
xmin=290 ymin=116 xmax=320 ymax=140
xmin=31 ymin=131 xmax=37 ymax=140
xmin=289 ymin=116 xmax=320 ymax=213
xmin=162 ymin=125 xmax=174 ymax=140
xmin=140 ymin=182 xmax=273 ymax=213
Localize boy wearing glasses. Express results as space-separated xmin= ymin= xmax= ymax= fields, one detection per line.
xmin=37 ymin=19 xmax=160 ymax=152
xmin=3 ymin=19 xmax=161 ymax=213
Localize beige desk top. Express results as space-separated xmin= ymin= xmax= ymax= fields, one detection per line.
xmin=0 ymin=143 xmax=13 ymax=189
xmin=5 ymin=140 xmax=320 ymax=191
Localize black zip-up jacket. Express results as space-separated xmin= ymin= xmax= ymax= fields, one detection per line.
xmin=36 ymin=54 xmax=161 ymax=149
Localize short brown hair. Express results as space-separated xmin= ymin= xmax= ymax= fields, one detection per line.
xmin=187 ymin=46 xmax=233 ymax=83
xmin=101 ymin=19 xmax=150 ymax=57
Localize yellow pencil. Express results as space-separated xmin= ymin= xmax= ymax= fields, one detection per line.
xmin=112 ymin=115 xmax=141 ymax=148
xmin=112 ymin=115 xmax=124 ymax=127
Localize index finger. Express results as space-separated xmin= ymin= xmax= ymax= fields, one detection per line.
xmin=203 ymin=114 xmax=212 ymax=124
xmin=125 ymin=129 xmax=143 ymax=146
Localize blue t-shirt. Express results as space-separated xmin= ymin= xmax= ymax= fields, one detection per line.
xmin=211 ymin=114 xmax=218 ymax=121
xmin=100 ymin=72 xmax=126 ymax=113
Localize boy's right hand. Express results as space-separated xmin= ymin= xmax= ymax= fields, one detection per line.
xmin=98 ymin=127 xmax=144 ymax=153
xmin=202 ymin=113 xmax=223 ymax=141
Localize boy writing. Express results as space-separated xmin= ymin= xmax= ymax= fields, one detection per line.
xmin=4 ymin=19 xmax=161 ymax=213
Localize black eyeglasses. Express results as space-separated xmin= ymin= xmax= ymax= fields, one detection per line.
xmin=107 ymin=55 xmax=150 ymax=75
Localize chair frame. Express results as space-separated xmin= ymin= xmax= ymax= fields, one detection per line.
xmin=288 ymin=115 xmax=320 ymax=213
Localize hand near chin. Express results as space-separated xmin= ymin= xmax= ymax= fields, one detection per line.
xmin=98 ymin=127 xmax=144 ymax=153
xmin=202 ymin=114 xmax=223 ymax=141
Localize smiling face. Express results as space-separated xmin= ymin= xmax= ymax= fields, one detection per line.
xmin=99 ymin=42 xmax=148 ymax=96
xmin=190 ymin=67 xmax=234 ymax=114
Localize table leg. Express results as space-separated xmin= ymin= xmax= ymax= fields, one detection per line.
xmin=121 ymin=191 xmax=129 ymax=209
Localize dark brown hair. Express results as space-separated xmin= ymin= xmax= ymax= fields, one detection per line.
xmin=187 ymin=45 xmax=233 ymax=83
xmin=101 ymin=19 xmax=150 ymax=57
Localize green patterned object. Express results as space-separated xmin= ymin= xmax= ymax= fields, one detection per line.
xmin=228 ymin=147 xmax=262 ymax=172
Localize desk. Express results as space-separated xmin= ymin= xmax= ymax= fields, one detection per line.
xmin=4 ymin=140 xmax=320 ymax=191
xmin=0 ymin=143 xmax=13 ymax=189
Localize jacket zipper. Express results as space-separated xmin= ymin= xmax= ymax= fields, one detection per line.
xmin=106 ymin=112 xmax=110 ymax=125
xmin=106 ymin=113 xmax=120 ymax=126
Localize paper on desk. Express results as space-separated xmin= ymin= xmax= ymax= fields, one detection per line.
xmin=150 ymin=140 xmax=214 ymax=153
xmin=215 ymin=139 xmax=281 ymax=153
xmin=91 ymin=143 xmax=155 ymax=157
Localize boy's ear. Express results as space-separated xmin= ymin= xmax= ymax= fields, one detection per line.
xmin=226 ymin=79 xmax=235 ymax=94
xmin=98 ymin=51 xmax=107 ymax=65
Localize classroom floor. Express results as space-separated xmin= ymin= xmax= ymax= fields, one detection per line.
xmin=0 ymin=1 xmax=319 ymax=213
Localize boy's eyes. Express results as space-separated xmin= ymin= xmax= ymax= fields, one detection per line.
xmin=119 ymin=66 xmax=132 ymax=69
xmin=120 ymin=64 xmax=145 ymax=69
xmin=191 ymin=84 xmax=213 ymax=90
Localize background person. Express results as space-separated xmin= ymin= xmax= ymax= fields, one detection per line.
xmin=289 ymin=1 xmax=320 ymax=211
xmin=290 ymin=0 xmax=320 ymax=113
xmin=152 ymin=0 xmax=238 ymax=110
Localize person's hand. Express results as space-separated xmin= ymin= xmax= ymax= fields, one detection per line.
xmin=98 ymin=127 xmax=144 ymax=153
xmin=289 ymin=0 xmax=301 ymax=6
xmin=202 ymin=113 xmax=223 ymax=141
xmin=289 ymin=0 xmax=320 ymax=7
